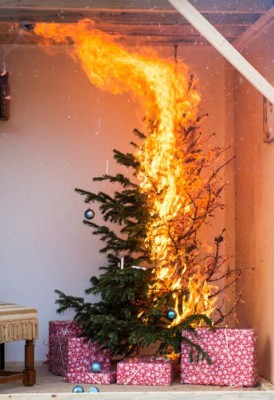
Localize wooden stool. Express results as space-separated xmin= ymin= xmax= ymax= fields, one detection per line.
xmin=0 ymin=303 xmax=39 ymax=386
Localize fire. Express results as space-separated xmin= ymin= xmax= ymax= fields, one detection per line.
xmin=35 ymin=20 xmax=217 ymax=324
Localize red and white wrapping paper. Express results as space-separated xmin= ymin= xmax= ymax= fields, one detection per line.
xmin=117 ymin=356 xmax=176 ymax=386
xmin=180 ymin=328 xmax=258 ymax=387
xmin=49 ymin=335 xmax=111 ymax=376
xmin=64 ymin=369 xmax=116 ymax=384
xmin=49 ymin=320 xmax=83 ymax=337
xmin=48 ymin=320 xmax=83 ymax=366
xmin=48 ymin=320 xmax=83 ymax=374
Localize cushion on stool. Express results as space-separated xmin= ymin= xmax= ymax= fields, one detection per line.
xmin=0 ymin=303 xmax=38 ymax=343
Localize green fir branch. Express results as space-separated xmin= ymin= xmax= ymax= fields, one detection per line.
xmin=94 ymin=173 xmax=138 ymax=188
xmin=113 ymin=149 xmax=139 ymax=169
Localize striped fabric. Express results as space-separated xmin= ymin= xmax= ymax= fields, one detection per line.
xmin=0 ymin=303 xmax=39 ymax=343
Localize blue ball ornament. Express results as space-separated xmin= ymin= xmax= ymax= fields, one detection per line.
xmin=88 ymin=386 xmax=100 ymax=393
xmin=72 ymin=385 xmax=84 ymax=393
xmin=90 ymin=361 xmax=102 ymax=373
xmin=166 ymin=309 xmax=177 ymax=320
xmin=84 ymin=208 xmax=95 ymax=220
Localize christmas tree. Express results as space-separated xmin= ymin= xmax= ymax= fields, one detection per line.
xmin=55 ymin=113 xmax=235 ymax=360
xmin=34 ymin=18 xmax=240 ymax=363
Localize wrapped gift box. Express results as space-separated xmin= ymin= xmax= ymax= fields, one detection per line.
xmin=64 ymin=369 xmax=116 ymax=384
xmin=49 ymin=336 xmax=111 ymax=376
xmin=48 ymin=320 xmax=83 ymax=374
xmin=49 ymin=320 xmax=83 ymax=337
xmin=117 ymin=356 xmax=177 ymax=386
xmin=180 ymin=328 xmax=258 ymax=387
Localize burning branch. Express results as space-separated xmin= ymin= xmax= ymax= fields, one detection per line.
xmin=136 ymin=105 xmax=237 ymax=325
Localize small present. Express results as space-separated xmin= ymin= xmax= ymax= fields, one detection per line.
xmin=117 ymin=356 xmax=177 ymax=386
xmin=49 ymin=336 xmax=111 ymax=376
xmin=180 ymin=328 xmax=258 ymax=387
xmin=64 ymin=369 xmax=116 ymax=384
xmin=48 ymin=320 xmax=83 ymax=371
xmin=49 ymin=320 xmax=83 ymax=337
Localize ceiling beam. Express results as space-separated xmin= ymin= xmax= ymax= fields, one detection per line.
xmin=1 ymin=0 xmax=273 ymax=12
xmin=0 ymin=5 xmax=269 ymax=15
xmin=233 ymin=5 xmax=274 ymax=51
xmin=168 ymin=0 xmax=274 ymax=104
xmin=0 ymin=7 xmax=262 ymax=26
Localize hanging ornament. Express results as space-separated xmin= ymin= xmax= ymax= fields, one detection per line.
xmin=72 ymin=385 xmax=84 ymax=393
xmin=84 ymin=208 xmax=95 ymax=220
xmin=88 ymin=386 xmax=100 ymax=393
xmin=90 ymin=361 xmax=102 ymax=373
xmin=166 ymin=309 xmax=177 ymax=321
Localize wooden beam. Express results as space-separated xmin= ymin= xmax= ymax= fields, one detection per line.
xmin=233 ymin=5 xmax=274 ymax=51
xmin=0 ymin=5 xmax=269 ymax=15
xmin=90 ymin=23 xmax=244 ymax=37
xmin=168 ymin=0 xmax=274 ymax=104
xmin=2 ymin=392 xmax=274 ymax=400
xmin=0 ymin=7 xmax=262 ymax=27
xmin=1 ymin=0 xmax=273 ymax=12
xmin=0 ymin=33 xmax=212 ymax=47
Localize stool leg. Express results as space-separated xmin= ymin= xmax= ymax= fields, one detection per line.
xmin=23 ymin=340 xmax=36 ymax=386
xmin=0 ymin=344 xmax=4 ymax=370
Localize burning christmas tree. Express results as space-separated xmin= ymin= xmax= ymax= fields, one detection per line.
xmin=35 ymin=20 xmax=239 ymax=358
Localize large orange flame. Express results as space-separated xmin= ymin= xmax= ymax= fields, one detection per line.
xmin=35 ymin=20 xmax=216 ymax=324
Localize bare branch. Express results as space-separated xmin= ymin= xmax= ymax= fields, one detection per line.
xmin=209 ymin=271 xmax=242 ymax=299
xmin=214 ymin=293 xmax=242 ymax=325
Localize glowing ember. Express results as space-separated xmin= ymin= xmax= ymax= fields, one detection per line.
xmin=35 ymin=20 xmax=220 ymax=325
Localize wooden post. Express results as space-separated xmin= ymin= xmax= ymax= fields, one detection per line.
xmin=23 ymin=340 xmax=36 ymax=386
xmin=0 ymin=344 xmax=4 ymax=370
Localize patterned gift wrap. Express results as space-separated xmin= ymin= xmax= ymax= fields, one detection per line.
xmin=117 ymin=356 xmax=176 ymax=386
xmin=48 ymin=320 xmax=83 ymax=373
xmin=49 ymin=336 xmax=111 ymax=376
xmin=64 ymin=369 xmax=116 ymax=384
xmin=180 ymin=328 xmax=258 ymax=387
xmin=49 ymin=320 xmax=82 ymax=337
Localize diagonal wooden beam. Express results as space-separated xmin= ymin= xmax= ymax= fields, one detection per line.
xmin=233 ymin=5 xmax=274 ymax=51
xmin=168 ymin=0 xmax=274 ymax=104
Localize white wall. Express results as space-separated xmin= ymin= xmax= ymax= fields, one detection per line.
xmin=234 ymin=24 xmax=274 ymax=383
xmin=0 ymin=43 xmax=233 ymax=361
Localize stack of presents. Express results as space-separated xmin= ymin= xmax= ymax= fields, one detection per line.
xmin=48 ymin=321 xmax=258 ymax=387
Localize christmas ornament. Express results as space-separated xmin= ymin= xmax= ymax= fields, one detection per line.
xmin=72 ymin=385 xmax=84 ymax=393
xmin=166 ymin=309 xmax=177 ymax=320
xmin=90 ymin=361 xmax=102 ymax=373
xmin=84 ymin=208 xmax=95 ymax=220
xmin=88 ymin=386 xmax=100 ymax=393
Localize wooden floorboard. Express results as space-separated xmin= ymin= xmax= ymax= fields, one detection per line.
xmin=0 ymin=392 xmax=274 ymax=400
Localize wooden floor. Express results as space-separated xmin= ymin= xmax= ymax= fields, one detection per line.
xmin=0 ymin=362 xmax=273 ymax=399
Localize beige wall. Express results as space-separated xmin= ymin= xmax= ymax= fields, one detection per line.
xmin=0 ymin=43 xmax=233 ymax=361
xmin=235 ymin=26 xmax=274 ymax=382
